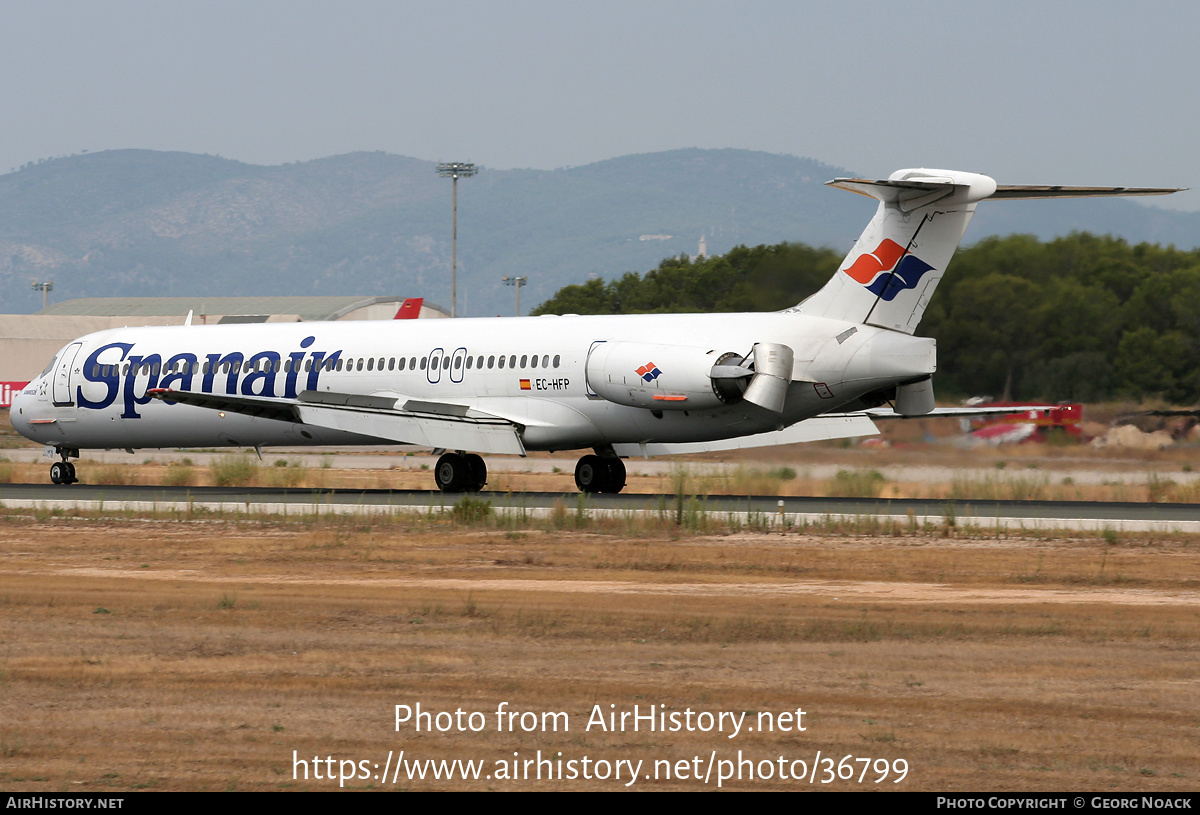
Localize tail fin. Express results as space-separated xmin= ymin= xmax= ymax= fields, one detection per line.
xmin=794 ymin=168 xmax=1180 ymax=334
xmin=794 ymin=169 xmax=995 ymax=333
xmin=394 ymin=298 xmax=424 ymax=319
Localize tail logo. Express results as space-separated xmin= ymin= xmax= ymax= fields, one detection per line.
xmin=843 ymin=239 xmax=936 ymax=301
xmin=636 ymin=362 xmax=663 ymax=383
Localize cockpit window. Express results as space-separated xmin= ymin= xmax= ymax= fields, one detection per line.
xmin=40 ymin=355 xmax=58 ymax=377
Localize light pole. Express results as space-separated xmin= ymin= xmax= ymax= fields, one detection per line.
xmin=436 ymin=162 xmax=477 ymax=317
xmin=502 ymin=275 xmax=527 ymax=316
xmin=31 ymin=281 xmax=53 ymax=310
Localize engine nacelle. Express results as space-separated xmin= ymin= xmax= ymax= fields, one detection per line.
xmin=586 ymin=342 xmax=747 ymax=410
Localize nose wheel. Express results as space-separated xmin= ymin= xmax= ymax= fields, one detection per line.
xmin=50 ymin=461 xmax=77 ymax=485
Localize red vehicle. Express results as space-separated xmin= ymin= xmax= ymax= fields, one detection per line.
xmin=968 ymin=403 xmax=1083 ymax=444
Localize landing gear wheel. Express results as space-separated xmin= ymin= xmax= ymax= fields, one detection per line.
xmin=603 ymin=457 xmax=626 ymax=494
xmin=66 ymin=462 xmax=76 ymax=483
xmin=463 ymin=454 xmax=487 ymax=492
xmin=574 ymin=455 xmax=605 ymax=493
xmin=50 ymin=461 xmax=73 ymax=485
xmin=435 ymin=453 xmax=470 ymax=493
xmin=576 ymin=455 xmax=624 ymax=493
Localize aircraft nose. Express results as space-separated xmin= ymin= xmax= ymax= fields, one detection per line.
xmin=9 ymin=386 xmax=33 ymax=438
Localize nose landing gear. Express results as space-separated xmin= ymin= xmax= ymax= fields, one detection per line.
xmin=49 ymin=448 xmax=79 ymax=485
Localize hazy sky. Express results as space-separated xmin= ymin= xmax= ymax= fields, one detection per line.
xmin=3 ymin=0 xmax=1197 ymax=209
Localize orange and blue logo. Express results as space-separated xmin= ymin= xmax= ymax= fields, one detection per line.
xmin=843 ymin=239 xmax=935 ymax=301
xmin=636 ymin=362 xmax=663 ymax=383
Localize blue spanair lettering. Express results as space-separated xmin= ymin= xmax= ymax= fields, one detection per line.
xmin=242 ymin=351 xmax=281 ymax=396
xmin=88 ymin=337 xmax=342 ymax=419
xmin=158 ymin=353 xmax=198 ymax=404
xmin=306 ymin=349 xmax=341 ymax=392
xmin=208 ymin=352 xmax=245 ymax=395
xmin=202 ymin=353 xmax=223 ymax=393
xmin=77 ymin=342 xmax=133 ymax=410
xmin=121 ymin=354 xmax=162 ymax=419
xmin=284 ymin=337 xmax=316 ymax=398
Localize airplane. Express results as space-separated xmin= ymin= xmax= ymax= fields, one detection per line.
xmin=9 ymin=168 xmax=1178 ymax=492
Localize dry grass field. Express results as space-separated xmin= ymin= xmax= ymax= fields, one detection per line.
xmin=1 ymin=508 xmax=1198 ymax=791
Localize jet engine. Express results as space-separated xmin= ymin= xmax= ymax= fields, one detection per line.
xmin=585 ymin=341 xmax=794 ymax=413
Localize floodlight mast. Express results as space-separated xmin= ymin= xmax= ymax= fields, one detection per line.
xmin=31 ymin=281 xmax=53 ymax=311
xmin=502 ymin=275 xmax=527 ymax=316
xmin=436 ymin=162 xmax=478 ymax=317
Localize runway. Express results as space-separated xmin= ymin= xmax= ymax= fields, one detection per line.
xmin=3 ymin=483 xmax=1199 ymax=532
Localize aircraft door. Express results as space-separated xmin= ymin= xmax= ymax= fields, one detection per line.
xmin=426 ymin=348 xmax=444 ymax=384
xmin=584 ymin=340 xmax=606 ymax=398
xmin=449 ymin=347 xmax=467 ymax=383
xmin=52 ymin=342 xmax=83 ymax=406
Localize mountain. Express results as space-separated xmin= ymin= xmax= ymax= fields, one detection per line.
xmin=1 ymin=148 xmax=1195 ymax=316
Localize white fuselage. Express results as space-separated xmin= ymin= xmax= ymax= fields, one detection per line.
xmin=10 ymin=311 xmax=936 ymax=455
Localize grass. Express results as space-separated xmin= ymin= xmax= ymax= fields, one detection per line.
xmin=827 ymin=468 xmax=886 ymax=498
xmin=6 ymin=445 xmax=1200 ymax=508
xmin=210 ymin=455 xmax=257 ymax=487
xmin=162 ymin=464 xmax=195 ymax=487
xmin=949 ymin=473 xmax=1049 ymax=502
xmin=1 ymin=516 xmax=1198 ymax=791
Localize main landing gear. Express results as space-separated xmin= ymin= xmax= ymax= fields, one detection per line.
xmin=574 ymin=454 xmax=626 ymax=494
xmin=434 ymin=452 xmax=488 ymax=493
xmin=431 ymin=450 xmax=627 ymax=494
xmin=49 ymin=447 xmax=79 ymax=485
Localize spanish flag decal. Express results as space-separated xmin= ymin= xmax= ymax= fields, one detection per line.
xmin=519 ymin=379 xmax=531 ymax=390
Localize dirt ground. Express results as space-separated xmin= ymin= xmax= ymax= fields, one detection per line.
xmin=1 ymin=512 xmax=1197 ymax=791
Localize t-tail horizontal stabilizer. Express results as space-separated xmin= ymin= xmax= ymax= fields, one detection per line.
xmin=795 ymin=169 xmax=1181 ymax=335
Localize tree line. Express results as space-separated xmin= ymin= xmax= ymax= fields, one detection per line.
xmin=530 ymin=234 xmax=1200 ymax=404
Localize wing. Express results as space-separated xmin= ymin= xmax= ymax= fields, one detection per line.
xmin=609 ymin=405 xmax=1061 ymax=457
xmin=611 ymin=414 xmax=880 ymax=457
xmin=147 ymin=388 xmax=527 ymax=455
xmin=850 ymin=405 xmax=1061 ymax=420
